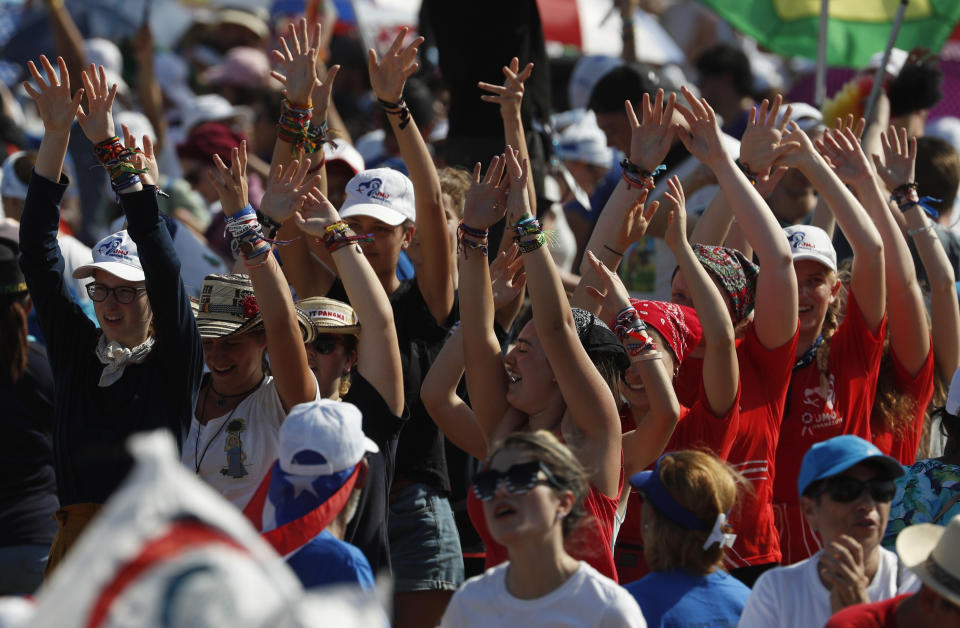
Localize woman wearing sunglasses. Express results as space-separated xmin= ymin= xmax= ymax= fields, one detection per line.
xmin=740 ymin=435 xmax=919 ymax=628
xmin=291 ymin=186 xmax=404 ymax=576
xmin=17 ymin=57 xmax=203 ymax=573
xmin=623 ymin=451 xmax=751 ymax=627
xmin=440 ymin=431 xmax=645 ymax=627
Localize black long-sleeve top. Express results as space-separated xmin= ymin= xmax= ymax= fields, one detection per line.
xmin=19 ymin=172 xmax=203 ymax=506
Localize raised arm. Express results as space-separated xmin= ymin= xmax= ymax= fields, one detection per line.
xmin=293 ymin=189 xmax=403 ymax=415
xmin=676 ymin=88 xmax=798 ymax=349
xmin=508 ymin=150 xmax=621 ymax=497
xmin=663 ymin=176 xmax=738 ymax=415
xmin=584 ymin=253 xmax=682 ymax=478
xmin=818 ymin=121 xmax=927 ymax=374
xmin=479 ymin=57 xmax=536 ymax=217
xmin=777 ymin=121 xmax=885 ymax=331
xmin=458 ymin=156 xmax=512 ymax=439
xmin=24 ymin=55 xmax=81 ymax=182
xmin=369 ymin=28 xmax=453 ymax=323
xmin=210 ymin=143 xmax=315 ymax=412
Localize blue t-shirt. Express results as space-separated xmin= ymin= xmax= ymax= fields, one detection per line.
xmin=624 ymin=569 xmax=750 ymax=628
xmin=286 ymin=530 xmax=375 ymax=590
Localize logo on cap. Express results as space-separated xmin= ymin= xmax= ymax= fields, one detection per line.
xmin=310 ymin=308 xmax=346 ymax=322
xmin=97 ymin=237 xmax=130 ymax=260
xmin=788 ymin=231 xmax=806 ymax=249
xmin=357 ymin=178 xmax=390 ymax=202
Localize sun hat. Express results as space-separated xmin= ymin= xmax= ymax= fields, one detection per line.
xmin=72 ymin=230 xmax=144 ymax=282
xmin=797 ymin=435 xmax=904 ymax=498
xmin=897 ymin=514 xmax=960 ymax=607
xmin=195 ymin=273 xmax=315 ymax=342
xmin=628 ymin=299 xmax=704 ymax=366
xmin=784 ymin=225 xmax=837 ymax=272
xmin=554 ymin=110 xmax=614 ymax=167
xmin=279 ymin=399 xmax=378 ymax=477
xmin=201 ymin=46 xmax=272 ymax=89
xmin=297 ymin=296 xmax=360 ymax=336
xmin=338 ymin=168 xmax=416 ymax=227
xmin=691 ymin=244 xmax=759 ymax=324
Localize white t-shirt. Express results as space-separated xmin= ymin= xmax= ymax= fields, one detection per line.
xmin=182 ymin=376 xmax=320 ymax=510
xmin=738 ymin=547 xmax=920 ymax=628
xmin=440 ymin=561 xmax=645 ymax=628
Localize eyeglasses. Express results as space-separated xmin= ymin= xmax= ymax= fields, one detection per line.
xmin=310 ymin=335 xmax=341 ymax=355
xmin=471 ymin=461 xmax=564 ymax=502
xmin=86 ymin=283 xmax=147 ymax=304
xmin=814 ymin=476 xmax=897 ymax=504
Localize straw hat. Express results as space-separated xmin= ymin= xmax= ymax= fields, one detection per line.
xmin=897 ymin=514 xmax=960 ymax=607
xmin=297 ymin=296 xmax=360 ymax=336
xmin=195 ymin=274 xmax=314 ymax=342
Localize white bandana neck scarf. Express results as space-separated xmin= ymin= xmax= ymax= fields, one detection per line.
xmin=95 ymin=334 xmax=155 ymax=387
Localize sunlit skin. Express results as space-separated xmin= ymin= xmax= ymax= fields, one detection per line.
xmin=303 ymin=333 xmax=357 ymax=400
xmin=91 ymin=269 xmax=151 ymax=348
xmin=343 ymin=214 xmax=413 ymax=293
xmin=201 ymin=331 xmax=267 ymax=396
xmin=502 ymin=322 xmax=561 ymax=417
xmin=481 ymin=447 xmax=573 ymax=548
xmin=767 ymin=168 xmax=818 ymax=225
xmin=794 ymin=260 xmax=840 ymax=355
xmin=620 ymin=328 xmax=675 ymax=415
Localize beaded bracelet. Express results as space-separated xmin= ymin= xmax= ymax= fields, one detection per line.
xmin=379 ymin=97 xmax=412 ymax=130
xmin=735 ymin=158 xmax=759 ymax=185
xmin=458 ymin=222 xmax=489 ymax=258
xmin=225 ymin=204 xmax=271 ymax=260
xmin=512 ymin=216 xmax=545 ymax=254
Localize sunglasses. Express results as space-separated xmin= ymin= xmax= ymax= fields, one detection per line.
xmin=310 ymin=335 xmax=341 ymax=355
xmin=814 ymin=476 xmax=897 ymax=504
xmin=471 ymin=461 xmax=563 ymax=502
xmin=86 ymin=283 xmax=147 ymax=304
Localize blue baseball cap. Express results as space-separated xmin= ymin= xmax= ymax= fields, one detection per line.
xmin=797 ymin=435 xmax=904 ymax=498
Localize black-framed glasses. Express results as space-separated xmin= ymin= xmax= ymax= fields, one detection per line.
xmin=815 ymin=476 xmax=897 ymax=504
xmin=471 ymin=461 xmax=564 ymax=502
xmin=86 ymin=283 xmax=147 ymax=304
xmin=310 ymin=335 xmax=341 ymax=355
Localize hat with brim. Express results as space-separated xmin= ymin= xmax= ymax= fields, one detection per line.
xmin=195 ymin=273 xmax=315 ymax=342
xmin=338 ymin=203 xmax=407 ymax=227
xmin=897 ymin=516 xmax=960 ymax=607
xmin=338 ymin=168 xmax=416 ymax=227
xmin=797 ymin=435 xmax=904 ymax=497
xmin=297 ymin=296 xmax=361 ymax=336
xmin=72 ymin=230 xmax=145 ymax=282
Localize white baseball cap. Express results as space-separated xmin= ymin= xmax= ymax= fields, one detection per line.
xmin=784 ymin=225 xmax=837 ymax=272
xmin=555 ymin=110 xmax=614 ymax=167
xmin=339 ymin=168 xmax=416 ymax=227
xmin=72 ymin=230 xmax=145 ymax=282
xmin=279 ymin=399 xmax=378 ymax=476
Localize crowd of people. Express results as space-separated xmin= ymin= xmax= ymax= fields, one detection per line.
xmin=2 ymin=1 xmax=960 ymax=626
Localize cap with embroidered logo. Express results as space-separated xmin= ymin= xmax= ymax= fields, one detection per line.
xmin=72 ymin=230 xmax=144 ymax=282
xmin=784 ymin=225 xmax=837 ymax=272
xmin=339 ymin=168 xmax=416 ymax=227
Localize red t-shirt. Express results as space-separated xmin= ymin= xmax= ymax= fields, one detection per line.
xmin=871 ymin=341 xmax=935 ymax=465
xmin=773 ymin=293 xmax=886 ymax=564
xmin=467 ymin=476 xmax=622 ymax=582
xmin=823 ymin=594 xmax=907 ymax=628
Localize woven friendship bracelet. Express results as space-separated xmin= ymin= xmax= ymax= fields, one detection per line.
xmin=225 ymin=204 xmax=271 ymax=260
xmin=458 ymin=222 xmax=489 ymax=258
xmin=511 ymin=216 xmax=545 ymax=253
xmin=379 ymin=97 xmax=411 ymax=130
xmin=620 ymin=158 xmax=665 ymax=190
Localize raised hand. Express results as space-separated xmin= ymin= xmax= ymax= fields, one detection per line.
xmin=368 ymin=27 xmax=422 ymax=103
xmin=816 ymin=122 xmax=872 ymax=186
xmin=490 ymin=243 xmax=526 ymax=312
xmin=261 ymin=157 xmax=321 ymax=223
xmin=674 ymin=86 xmax=727 ymax=166
xmin=270 ymin=18 xmax=321 ymax=107
xmin=293 ymin=188 xmax=341 ymax=236
xmin=462 ymin=154 xmax=508 ymax=229
xmin=478 ymin=57 xmax=533 ymax=121
xmin=76 ymin=64 xmax=118 ymax=144
xmin=626 ymin=88 xmax=676 ymax=172
xmin=310 ymin=62 xmax=340 ymax=122
xmin=121 ymin=123 xmax=159 ymax=187
xmin=773 ymin=121 xmax=818 ymax=170
xmin=872 ymin=125 xmax=916 ymax=192
xmin=610 ymin=188 xmax=659 ymax=254
xmin=663 ymin=175 xmax=688 ymax=253
xmin=739 ymin=94 xmax=801 ymax=175
xmin=22 ymin=55 xmax=83 ymax=134
xmin=209 ymin=142 xmax=249 ymax=216
xmin=584 ymin=250 xmax=633 ymax=323
xmin=819 ymin=536 xmax=870 ymax=613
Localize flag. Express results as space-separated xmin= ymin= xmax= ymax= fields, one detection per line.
xmin=700 ymin=0 xmax=960 ymax=68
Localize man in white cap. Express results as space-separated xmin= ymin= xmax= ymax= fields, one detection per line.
xmin=244 ymin=399 xmax=377 ymax=589
xmin=825 ymin=514 xmax=960 ymax=626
